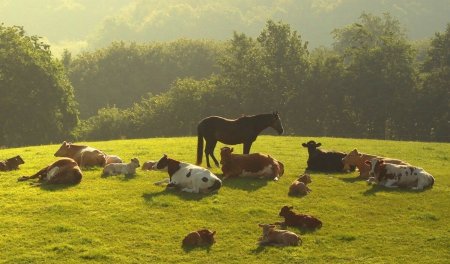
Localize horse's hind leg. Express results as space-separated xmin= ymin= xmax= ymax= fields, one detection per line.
xmin=205 ymin=140 xmax=219 ymax=168
xmin=243 ymin=141 xmax=253 ymax=154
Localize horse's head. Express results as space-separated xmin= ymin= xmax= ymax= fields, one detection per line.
xmin=270 ymin=111 xmax=284 ymax=135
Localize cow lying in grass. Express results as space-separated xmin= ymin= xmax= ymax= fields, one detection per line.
xmin=278 ymin=206 xmax=322 ymax=230
xmin=141 ymin=161 xmax=156 ymax=170
xmin=182 ymin=229 xmax=216 ymax=247
xmin=0 ymin=155 xmax=25 ymax=171
xmin=366 ymin=158 xmax=434 ymax=190
xmin=219 ymin=146 xmax=284 ymax=181
xmin=258 ymin=224 xmax=301 ymax=246
xmin=102 ymin=158 xmax=140 ymax=176
xmin=17 ymin=158 xmax=82 ymax=186
xmin=342 ymin=149 xmax=409 ymax=178
xmin=302 ymin=140 xmax=355 ymax=172
xmin=105 ymin=155 xmax=123 ymax=165
xmin=54 ymin=141 xmax=106 ymax=167
xmin=288 ymin=174 xmax=312 ymax=196
xmin=153 ymin=154 xmax=222 ymax=194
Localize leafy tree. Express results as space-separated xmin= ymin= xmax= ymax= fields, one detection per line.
xmin=416 ymin=24 xmax=450 ymax=141
xmin=0 ymin=24 xmax=78 ymax=146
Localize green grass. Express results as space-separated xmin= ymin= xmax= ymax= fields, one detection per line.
xmin=0 ymin=136 xmax=449 ymax=263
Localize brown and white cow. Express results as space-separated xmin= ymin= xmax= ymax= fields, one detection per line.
xmin=18 ymin=158 xmax=82 ymax=185
xmin=342 ymin=149 xmax=409 ymax=178
xmin=258 ymin=224 xmax=301 ymax=247
xmin=219 ymin=146 xmax=284 ymax=181
xmin=366 ymin=158 xmax=434 ymax=190
xmin=54 ymin=141 xmax=106 ymax=167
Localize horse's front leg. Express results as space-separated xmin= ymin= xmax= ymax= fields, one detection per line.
xmin=243 ymin=141 xmax=253 ymax=154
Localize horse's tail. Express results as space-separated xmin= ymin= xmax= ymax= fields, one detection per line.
xmin=196 ymin=122 xmax=204 ymax=165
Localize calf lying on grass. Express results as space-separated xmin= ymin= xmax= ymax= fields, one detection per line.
xmin=288 ymin=174 xmax=312 ymax=196
xmin=18 ymin=158 xmax=82 ymax=186
xmin=0 ymin=155 xmax=25 ymax=171
xmin=54 ymin=141 xmax=106 ymax=167
xmin=342 ymin=149 xmax=409 ymax=178
xmin=141 ymin=161 xmax=156 ymax=170
xmin=105 ymin=155 xmax=123 ymax=165
xmin=278 ymin=206 xmax=322 ymax=230
xmin=220 ymin=146 xmax=284 ymax=181
xmin=182 ymin=229 xmax=216 ymax=247
xmin=102 ymin=158 xmax=140 ymax=176
xmin=258 ymin=224 xmax=301 ymax=247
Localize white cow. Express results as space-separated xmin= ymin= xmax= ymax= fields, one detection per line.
xmin=366 ymin=158 xmax=434 ymax=190
xmin=153 ymin=154 xmax=222 ymax=194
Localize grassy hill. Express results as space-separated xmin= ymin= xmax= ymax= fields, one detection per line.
xmin=0 ymin=136 xmax=448 ymax=263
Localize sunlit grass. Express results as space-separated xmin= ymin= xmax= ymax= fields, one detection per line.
xmin=0 ymin=136 xmax=448 ymax=263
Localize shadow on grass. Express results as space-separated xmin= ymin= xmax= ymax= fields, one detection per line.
xmin=142 ymin=187 xmax=218 ymax=202
xmin=181 ymin=244 xmax=213 ymax=253
xmin=340 ymin=175 xmax=367 ymax=183
xmin=362 ymin=184 xmax=432 ymax=196
xmin=221 ymin=176 xmax=270 ymax=192
xmin=100 ymin=173 xmax=137 ymax=181
xmin=38 ymin=183 xmax=79 ymax=191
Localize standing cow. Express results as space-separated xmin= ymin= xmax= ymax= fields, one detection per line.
xmin=54 ymin=141 xmax=106 ymax=167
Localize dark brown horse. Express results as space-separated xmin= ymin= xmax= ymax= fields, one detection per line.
xmin=197 ymin=112 xmax=284 ymax=167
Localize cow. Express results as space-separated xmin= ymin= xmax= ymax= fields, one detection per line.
xmin=141 ymin=161 xmax=156 ymax=170
xmin=182 ymin=229 xmax=216 ymax=247
xmin=0 ymin=155 xmax=25 ymax=171
xmin=342 ymin=149 xmax=409 ymax=178
xmin=54 ymin=141 xmax=106 ymax=167
xmin=153 ymin=154 xmax=222 ymax=194
xmin=302 ymin=140 xmax=355 ymax=172
xmin=17 ymin=158 xmax=82 ymax=185
xmin=219 ymin=146 xmax=284 ymax=181
xmin=278 ymin=206 xmax=322 ymax=230
xmin=366 ymin=158 xmax=435 ymax=190
xmin=288 ymin=174 xmax=312 ymax=196
xmin=258 ymin=224 xmax=301 ymax=247
xmin=102 ymin=158 xmax=140 ymax=176
xmin=105 ymin=155 xmax=123 ymax=165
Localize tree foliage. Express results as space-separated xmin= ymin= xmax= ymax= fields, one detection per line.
xmin=0 ymin=24 xmax=78 ymax=146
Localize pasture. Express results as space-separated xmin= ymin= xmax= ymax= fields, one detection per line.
xmin=0 ymin=136 xmax=448 ymax=263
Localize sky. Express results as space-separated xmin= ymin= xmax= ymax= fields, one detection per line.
xmin=1 ymin=0 xmax=449 ymax=57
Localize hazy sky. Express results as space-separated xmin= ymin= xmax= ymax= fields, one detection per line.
xmin=1 ymin=0 xmax=449 ymax=57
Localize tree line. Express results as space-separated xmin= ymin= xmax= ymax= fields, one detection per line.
xmin=0 ymin=13 xmax=449 ymax=147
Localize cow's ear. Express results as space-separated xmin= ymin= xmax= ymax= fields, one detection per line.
xmin=212 ymin=231 xmax=216 ymax=235
xmin=288 ymin=206 xmax=294 ymax=209
xmin=163 ymin=154 xmax=167 ymax=158
xmin=316 ymin=143 xmax=322 ymax=147
xmin=379 ymin=159 xmax=384 ymax=165
xmin=302 ymin=143 xmax=307 ymax=147
xmin=231 ymin=147 xmax=234 ymax=152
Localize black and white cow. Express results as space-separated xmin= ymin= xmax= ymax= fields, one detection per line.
xmin=366 ymin=158 xmax=434 ymax=190
xmin=302 ymin=140 xmax=354 ymax=172
xmin=153 ymin=154 xmax=222 ymax=194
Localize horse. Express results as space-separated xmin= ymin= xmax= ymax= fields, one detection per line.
xmin=196 ymin=112 xmax=284 ymax=168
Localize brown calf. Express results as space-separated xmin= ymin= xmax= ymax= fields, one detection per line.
xmin=258 ymin=224 xmax=301 ymax=246
xmin=18 ymin=158 xmax=82 ymax=185
xmin=278 ymin=206 xmax=322 ymax=230
xmin=54 ymin=141 xmax=106 ymax=167
xmin=182 ymin=229 xmax=216 ymax=247
xmin=220 ymin=146 xmax=284 ymax=181
xmin=288 ymin=174 xmax=312 ymax=196
xmin=0 ymin=155 xmax=25 ymax=171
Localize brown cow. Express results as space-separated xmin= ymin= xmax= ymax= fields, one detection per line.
xmin=220 ymin=146 xmax=284 ymax=181
xmin=54 ymin=141 xmax=106 ymax=167
xmin=288 ymin=174 xmax=312 ymax=196
xmin=342 ymin=149 xmax=409 ymax=178
xmin=18 ymin=158 xmax=82 ymax=185
xmin=258 ymin=224 xmax=301 ymax=246
xmin=0 ymin=155 xmax=25 ymax=171
xmin=182 ymin=229 xmax=216 ymax=247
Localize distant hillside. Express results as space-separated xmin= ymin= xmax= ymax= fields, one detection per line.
xmin=1 ymin=0 xmax=449 ymax=56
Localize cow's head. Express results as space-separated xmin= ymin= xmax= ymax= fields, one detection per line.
xmin=365 ymin=158 xmax=384 ymax=181
xmin=342 ymin=149 xmax=361 ymax=164
xmin=298 ymin=174 xmax=312 ymax=184
xmin=130 ymin=158 xmax=140 ymax=168
xmin=220 ymin=147 xmax=234 ymax=162
xmin=197 ymin=229 xmax=216 ymax=244
xmin=302 ymin=140 xmax=321 ymax=150
xmin=11 ymin=155 xmax=25 ymax=165
xmin=54 ymin=141 xmax=71 ymax=157
xmin=152 ymin=154 xmax=169 ymax=171
xmin=279 ymin=205 xmax=295 ymax=217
